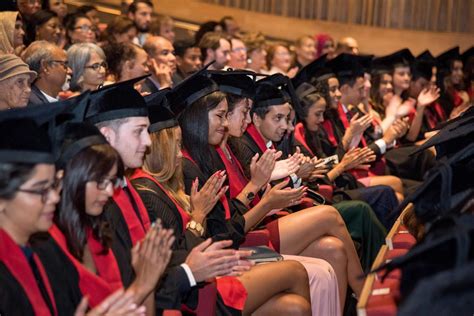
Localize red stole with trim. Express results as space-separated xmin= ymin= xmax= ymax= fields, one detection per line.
xmin=246 ymin=123 xmax=274 ymax=152
xmin=216 ymin=145 xmax=261 ymax=206
xmin=48 ymin=225 xmax=118 ymax=307
xmin=0 ymin=229 xmax=57 ymax=316
xmin=130 ymin=169 xmax=191 ymax=232
xmin=112 ymin=178 xmax=151 ymax=246
xmin=294 ymin=123 xmax=315 ymax=156
xmin=181 ymin=149 xmax=231 ymax=220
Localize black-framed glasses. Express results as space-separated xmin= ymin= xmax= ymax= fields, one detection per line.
xmin=17 ymin=178 xmax=63 ymax=203
xmin=85 ymin=61 xmax=108 ymax=71
xmin=49 ymin=60 xmax=69 ymax=70
xmin=94 ymin=176 xmax=122 ymax=190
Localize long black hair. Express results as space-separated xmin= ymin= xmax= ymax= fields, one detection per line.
xmin=0 ymin=163 xmax=35 ymax=200
xmin=55 ymin=144 xmax=123 ymax=261
xmin=178 ymin=91 xmax=227 ymax=178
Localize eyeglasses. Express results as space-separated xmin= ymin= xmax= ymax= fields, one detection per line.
xmin=17 ymin=178 xmax=63 ymax=203
xmin=85 ymin=61 xmax=108 ymax=71
xmin=74 ymin=25 xmax=96 ymax=33
xmin=49 ymin=60 xmax=69 ymax=70
xmin=93 ymin=176 xmax=122 ymax=190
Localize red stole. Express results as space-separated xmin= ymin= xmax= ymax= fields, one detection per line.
xmin=48 ymin=225 xmax=118 ymax=307
xmin=452 ymin=89 xmax=463 ymax=108
xmin=181 ymin=149 xmax=231 ymax=220
xmin=322 ymin=119 xmax=338 ymax=147
xmin=112 ymin=178 xmax=151 ymax=246
xmin=130 ymin=169 xmax=191 ymax=232
xmin=216 ymin=145 xmax=261 ymax=206
xmin=215 ymin=276 xmax=248 ymax=311
xmin=294 ymin=123 xmax=315 ymax=156
xmin=246 ymin=123 xmax=274 ymax=153
xmin=425 ymin=102 xmax=447 ymax=129
xmin=0 ymin=229 xmax=57 ymax=316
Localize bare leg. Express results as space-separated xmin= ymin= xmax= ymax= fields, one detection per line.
xmin=253 ymin=293 xmax=311 ymax=316
xmin=369 ymin=175 xmax=404 ymax=202
xmin=236 ymin=260 xmax=311 ymax=315
xmin=277 ymin=206 xmax=365 ymax=297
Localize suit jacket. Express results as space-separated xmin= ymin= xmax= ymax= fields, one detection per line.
xmin=27 ymin=85 xmax=51 ymax=107
xmin=141 ymin=77 xmax=160 ymax=95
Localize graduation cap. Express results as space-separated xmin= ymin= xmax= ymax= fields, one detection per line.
xmin=436 ymin=46 xmax=461 ymax=74
xmin=144 ymin=88 xmax=178 ymax=133
xmin=417 ymin=50 xmax=436 ymax=64
xmin=411 ymin=56 xmax=434 ymax=81
xmin=354 ymin=54 xmax=374 ymax=74
xmin=400 ymin=142 xmax=474 ymax=224
xmin=461 ymin=46 xmax=474 ymax=65
xmin=84 ymin=76 xmax=149 ymax=124
xmin=54 ymin=122 xmax=108 ymax=169
xmin=291 ymin=54 xmax=330 ymax=89
xmin=167 ymin=62 xmax=219 ymax=116
xmin=411 ymin=107 xmax=474 ymax=159
xmin=326 ymin=53 xmax=365 ymax=85
xmin=371 ymin=48 xmax=414 ymax=74
xmin=209 ymin=69 xmax=257 ymax=100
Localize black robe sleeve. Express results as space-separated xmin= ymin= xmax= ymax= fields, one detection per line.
xmin=182 ymin=159 xmax=246 ymax=249
xmin=0 ymin=262 xmax=37 ymax=316
xmin=228 ymin=135 xmax=262 ymax=180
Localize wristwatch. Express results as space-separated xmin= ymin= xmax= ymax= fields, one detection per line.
xmin=245 ymin=190 xmax=255 ymax=202
xmin=186 ymin=220 xmax=204 ymax=237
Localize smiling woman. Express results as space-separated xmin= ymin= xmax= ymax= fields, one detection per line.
xmin=0 ymin=54 xmax=37 ymax=110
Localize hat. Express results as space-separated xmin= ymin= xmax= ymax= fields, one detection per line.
xmin=144 ymin=88 xmax=178 ymax=133
xmin=254 ymin=73 xmax=291 ymax=108
xmin=411 ymin=52 xmax=435 ymax=81
xmin=436 ymin=46 xmax=461 ymax=74
xmin=167 ymin=62 xmax=219 ymax=116
xmin=0 ymin=54 xmax=37 ymax=83
xmin=461 ymin=46 xmax=474 ymax=65
xmin=209 ymin=69 xmax=257 ymax=99
xmin=354 ymin=54 xmax=374 ymax=73
xmin=291 ymin=54 xmax=330 ymax=89
xmin=372 ymin=48 xmax=414 ymax=74
xmin=0 ymin=118 xmax=53 ymax=164
xmin=326 ymin=53 xmax=365 ymax=84
xmin=54 ymin=122 xmax=108 ymax=168
xmin=85 ymin=76 xmax=149 ymax=124
xmin=417 ymin=50 xmax=436 ymax=64
xmin=411 ymin=107 xmax=474 ymax=159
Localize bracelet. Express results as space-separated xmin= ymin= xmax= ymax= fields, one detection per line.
xmin=186 ymin=220 xmax=205 ymax=237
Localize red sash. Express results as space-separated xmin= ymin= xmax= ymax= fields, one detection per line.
xmin=112 ymin=179 xmax=151 ymax=246
xmin=321 ymin=119 xmax=338 ymax=147
xmin=246 ymin=123 xmax=274 ymax=153
xmin=452 ymin=89 xmax=463 ymax=108
xmin=216 ymin=145 xmax=261 ymax=206
xmin=294 ymin=123 xmax=315 ymax=156
xmin=181 ymin=149 xmax=231 ymax=220
xmin=131 ymin=169 xmax=192 ymax=232
xmin=48 ymin=225 xmax=117 ymax=307
xmin=0 ymin=229 xmax=57 ymax=316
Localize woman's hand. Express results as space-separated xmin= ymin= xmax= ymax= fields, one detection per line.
xmin=417 ymin=85 xmax=440 ymax=107
xmin=270 ymin=155 xmax=300 ymax=181
xmin=74 ymin=289 xmax=146 ymax=316
xmin=131 ymin=220 xmax=175 ymax=299
xmin=250 ymin=149 xmax=278 ymax=189
xmin=190 ymin=171 xmax=228 ymax=224
xmin=339 ymin=147 xmax=376 ymax=171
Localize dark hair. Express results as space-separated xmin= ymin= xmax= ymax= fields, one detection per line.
xmin=55 ymin=144 xmax=123 ymax=261
xmin=0 ymin=163 xmax=35 ymax=200
xmin=178 ymin=91 xmax=227 ymax=178
xmin=195 ymin=21 xmax=220 ymax=47
xmin=128 ymin=0 xmax=153 ymax=14
xmin=219 ymin=16 xmax=234 ymax=32
xmin=338 ymin=75 xmax=358 ymax=88
xmin=106 ymin=16 xmax=136 ymax=41
xmin=226 ymin=93 xmax=248 ymax=113
xmin=76 ymin=5 xmax=97 ymax=15
xmin=370 ymin=71 xmax=391 ymax=115
xmin=26 ymin=9 xmax=58 ymax=45
xmin=251 ymin=105 xmax=270 ymax=120
xmin=63 ymin=12 xmax=89 ymax=43
xmin=198 ymin=32 xmax=228 ymax=62
xmin=299 ymin=92 xmax=324 ymax=120
xmin=103 ymin=42 xmax=139 ymax=80
xmin=174 ymin=39 xmax=196 ymax=57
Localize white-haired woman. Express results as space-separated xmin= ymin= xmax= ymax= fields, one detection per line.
xmin=67 ymin=42 xmax=106 ymax=92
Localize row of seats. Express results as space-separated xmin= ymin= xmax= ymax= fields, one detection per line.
xmin=357 ymin=204 xmax=416 ymax=316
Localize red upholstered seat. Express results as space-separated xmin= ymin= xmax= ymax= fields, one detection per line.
xmin=241 ymin=229 xmax=271 ymax=247
xmin=385 ymin=248 xmax=409 ymax=260
xmin=392 ymin=233 xmax=416 ymax=249
xmin=163 ymin=311 xmax=182 ymax=316
xmin=181 ymin=282 xmax=217 ymax=315
xmin=318 ymin=185 xmax=334 ymax=200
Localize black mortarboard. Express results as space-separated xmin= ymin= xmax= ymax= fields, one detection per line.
xmin=417 ymin=50 xmax=436 ymax=64
xmin=371 ymin=48 xmax=414 ymax=74
xmin=54 ymin=122 xmax=108 ymax=168
xmin=436 ymin=46 xmax=461 ymax=74
xmin=144 ymin=88 xmax=178 ymax=133
xmin=167 ymin=62 xmax=219 ymax=116
xmin=411 ymin=54 xmax=434 ymax=81
xmin=461 ymin=46 xmax=474 ymax=65
xmin=411 ymin=107 xmax=474 ymax=159
xmin=209 ymin=70 xmax=257 ymax=100
xmin=326 ymin=53 xmax=365 ymax=85
xmin=354 ymin=54 xmax=374 ymax=73
xmin=84 ymin=76 xmax=149 ymax=124
xmin=291 ymin=54 xmax=329 ymax=89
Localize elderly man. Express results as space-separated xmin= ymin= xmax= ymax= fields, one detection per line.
xmin=23 ymin=41 xmax=71 ymax=106
xmin=142 ymin=35 xmax=176 ymax=92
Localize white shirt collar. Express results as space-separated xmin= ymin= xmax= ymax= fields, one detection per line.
xmin=39 ymin=90 xmax=58 ymax=103
xmin=266 ymin=141 xmax=273 ymax=149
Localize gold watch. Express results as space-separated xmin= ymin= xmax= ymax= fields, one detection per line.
xmin=186 ymin=220 xmax=204 ymax=237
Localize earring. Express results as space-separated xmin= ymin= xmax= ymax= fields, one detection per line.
xmin=247 ymin=58 xmax=252 ymax=64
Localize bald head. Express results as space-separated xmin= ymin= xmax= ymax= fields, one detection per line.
xmin=336 ymin=37 xmax=359 ymax=55
xmin=143 ymin=35 xmax=176 ymax=72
